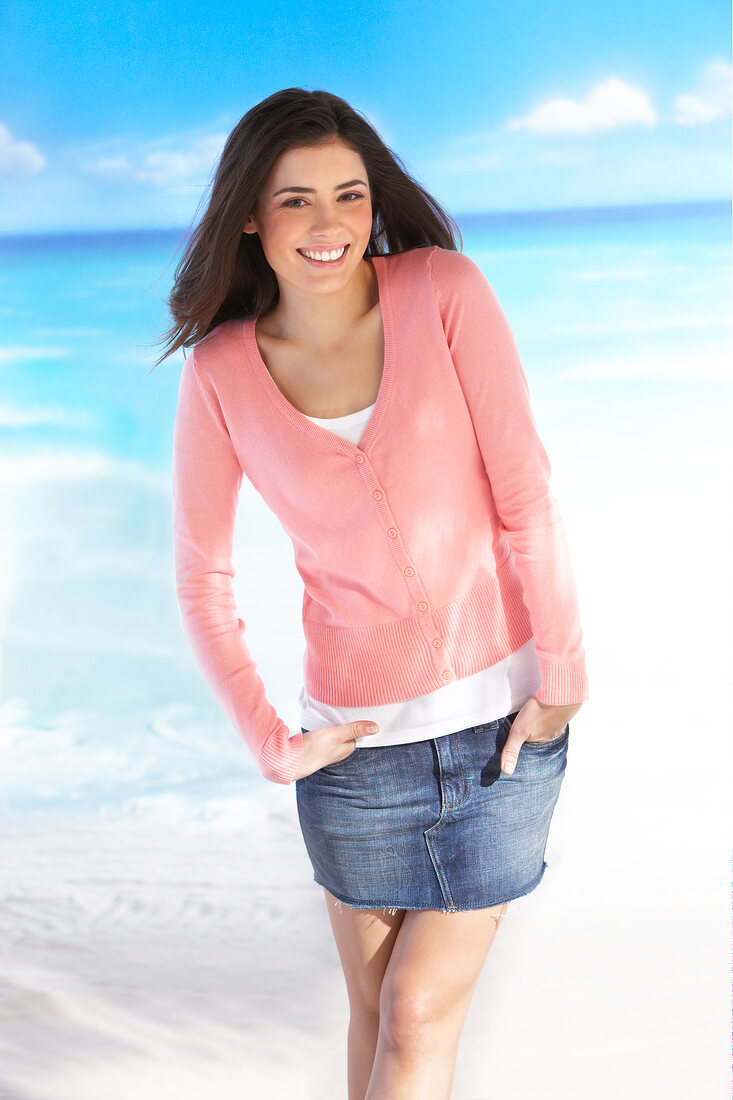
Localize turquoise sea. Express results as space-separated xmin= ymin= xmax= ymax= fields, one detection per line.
xmin=0 ymin=200 xmax=730 ymax=821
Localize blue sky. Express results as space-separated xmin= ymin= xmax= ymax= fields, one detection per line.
xmin=0 ymin=0 xmax=730 ymax=233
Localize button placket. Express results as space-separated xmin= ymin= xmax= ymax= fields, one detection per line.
xmin=354 ymin=450 xmax=455 ymax=683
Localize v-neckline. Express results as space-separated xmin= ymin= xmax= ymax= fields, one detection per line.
xmin=242 ymin=254 xmax=394 ymax=457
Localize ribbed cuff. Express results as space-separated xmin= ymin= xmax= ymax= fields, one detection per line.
xmin=535 ymin=656 xmax=589 ymax=706
xmin=258 ymin=724 xmax=305 ymax=785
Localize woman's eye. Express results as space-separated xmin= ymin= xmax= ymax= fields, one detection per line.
xmin=281 ymin=193 xmax=364 ymax=209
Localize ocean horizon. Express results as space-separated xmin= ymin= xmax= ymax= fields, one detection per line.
xmin=0 ymin=195 xmax=728 ymax=247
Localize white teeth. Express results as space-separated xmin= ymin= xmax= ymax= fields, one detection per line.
xmin=300 ymin=245 xmax=346 ymax=262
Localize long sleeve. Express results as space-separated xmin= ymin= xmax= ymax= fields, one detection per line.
xmin=429 ymin=248 xmax=588 ymax=705
xmin=171 ymin=349 xmax=304 ymax=784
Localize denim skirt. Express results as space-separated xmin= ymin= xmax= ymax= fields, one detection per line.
xmin=295 ymin=710 xmax=570 ymax=913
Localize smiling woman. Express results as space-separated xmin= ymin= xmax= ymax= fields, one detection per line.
xmin=158 ymin=86 xmax=587 ymax=1100
xmin=157 ymin=88 xmax=459 ymax=362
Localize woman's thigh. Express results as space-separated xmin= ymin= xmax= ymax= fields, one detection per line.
xmin=324 ymin=883 xmax=507 ymax=1026
xmin=323 ymin=887 xmax=406 ymax=1015
xmin=379 ymin=903 xmax=508 ymax=1032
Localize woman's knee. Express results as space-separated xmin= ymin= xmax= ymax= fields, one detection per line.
xmin=378 ymin=985 xmax=461 ymax=1055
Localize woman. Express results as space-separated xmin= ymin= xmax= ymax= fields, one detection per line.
xmin=163 ymin=87 xmax=588 ymax=1099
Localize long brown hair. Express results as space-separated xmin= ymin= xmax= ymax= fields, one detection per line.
xmin=156 ymin=87 xmax=462 ymax=365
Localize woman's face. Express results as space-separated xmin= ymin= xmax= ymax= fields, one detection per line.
xmin=243 ymin=138 xmax=374 ymax=297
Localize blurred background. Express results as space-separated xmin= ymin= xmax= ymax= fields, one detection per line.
xmin=0 ymin=3 xmax=730 ymax=1098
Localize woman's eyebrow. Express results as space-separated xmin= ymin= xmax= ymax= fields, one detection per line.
xmin=272 ymin=178 xmax=367 ymax=196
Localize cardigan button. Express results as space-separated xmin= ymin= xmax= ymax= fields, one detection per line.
xmin=373 ymin=490 xmax=383 ymax=501
xmin=417 ymin=601 xmax=428 ymax=612
xmin=355 ymin=452 xmax=366 ymax=464
xmin=442 ymin=670 xmax=453 ymax=681
xmin=387 ymin=527 xmax=398 ymax=538
xmin=404 ymin=566 xmax=415 ymax=577
xmin=432 ymin=637 xmax=443 ymax=648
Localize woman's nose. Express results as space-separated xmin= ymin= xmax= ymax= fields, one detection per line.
xmin=308 ymin=204 xmax=341 ymax=235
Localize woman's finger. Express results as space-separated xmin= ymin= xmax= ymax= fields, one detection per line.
xmin=350 ymin=721 xmax=380 ymax=740
xmin=500 ymin=722 xmax=527 ymax=776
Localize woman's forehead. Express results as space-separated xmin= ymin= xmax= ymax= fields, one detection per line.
xmin=269 ymin=139 xmax=367 ymax=184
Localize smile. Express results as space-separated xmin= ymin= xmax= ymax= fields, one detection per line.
xmin=297 ymin=244 xmax=349 ymax=265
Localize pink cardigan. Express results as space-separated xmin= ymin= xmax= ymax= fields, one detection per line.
xmin=171 ymin=245 xmax=588 ymax=784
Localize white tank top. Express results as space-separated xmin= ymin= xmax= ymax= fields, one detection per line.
xmin=298 ymin=400 xmax=541 ymax=747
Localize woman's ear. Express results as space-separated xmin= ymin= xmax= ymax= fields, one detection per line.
xmin=242 ymin=214 xmax=258 ymax=235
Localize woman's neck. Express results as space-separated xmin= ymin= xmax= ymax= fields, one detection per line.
xmin=259 ymin=258 xmax=379 ymax=354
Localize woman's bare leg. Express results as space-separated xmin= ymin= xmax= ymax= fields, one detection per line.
xmin=322 ymin=887 xmax=406 ymax=1099
xmin=366 ymin=902 xmax=508 ymax=1099
xmin=323 ymin=886 xmax=507 ymax=1100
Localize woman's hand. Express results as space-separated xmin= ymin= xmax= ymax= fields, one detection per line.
xmin=293 ymin=721 xmax=381 ymax=780
xmin=500 ymin=697 xmax=583 ymax=776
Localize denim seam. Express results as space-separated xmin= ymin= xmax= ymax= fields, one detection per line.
xmin=423 ymin=742 xmax=457 ymax=909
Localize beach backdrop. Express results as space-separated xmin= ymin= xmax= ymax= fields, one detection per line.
xmin=0 ymin=2 xmax=731 ymax=1097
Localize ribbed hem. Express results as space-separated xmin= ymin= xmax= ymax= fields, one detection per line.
xmin=302 ymin=564 xmax=534 ymax=707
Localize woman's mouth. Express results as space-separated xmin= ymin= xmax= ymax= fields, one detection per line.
xmin=297 ymin=244 xmax=349 ymax=268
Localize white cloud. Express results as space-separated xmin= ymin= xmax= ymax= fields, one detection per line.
xmin=88 ymin=155 xmax=134 ymax=178
xmin=508 ymin=77 xmax=657 ymax=134
xmin=674 ymin=60 xmax=732 ymax=126
xmin=573 ymin=264 xmax=690 ymax=283
xmin=0 ymin=347 xmax=70 ymax=364
xmin=551 ymin=347 xmax=732 ymax=383
xmin=83 ymin=132 xmax=227 ymax=187
xmin=0 ymin=404 xmax=92 ymax=429
xmin=0 ymin=122 xmax=45 ymax=177
xmin=0 ymin=449 xmax=170 ymax=489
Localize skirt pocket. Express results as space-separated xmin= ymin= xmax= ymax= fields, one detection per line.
xmin=521 ymin=723 xmax=570 ymax=750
